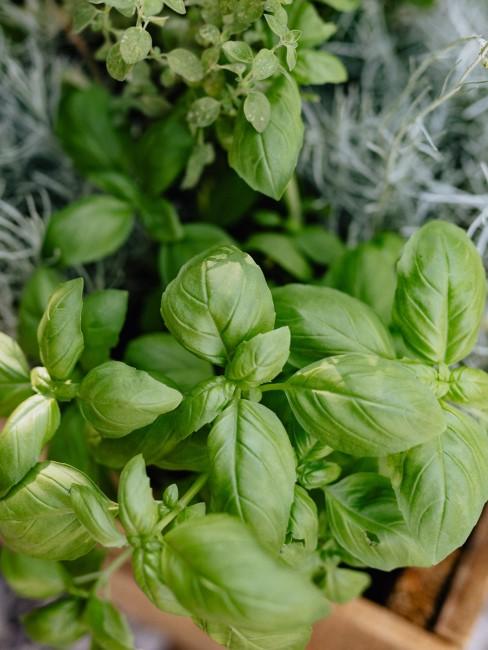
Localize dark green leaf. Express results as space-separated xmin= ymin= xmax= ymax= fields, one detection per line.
xmin=247 ymin=233 xmax=313 ymax=280
xmin=0 ymin=548 xmax=69 ymax=599
xmin=81 ymin=289 xmax=128 ymax=371
xmin=23 ymin=599 xmax=86 ymax=648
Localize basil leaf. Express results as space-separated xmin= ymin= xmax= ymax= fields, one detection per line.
xmin=136 ymin=111 xmax=193 ymax=195
xmin=124 ymin=332 xmax=213 ymax=392
xmin=132 ymin=547 xmax=189 ymax=616
xmin=315 ymin=0 xmax=360 ymax=9
xmin=226 ymin=327 xmax=290 ymax=388
xmin=0 ymin=461 xmax=104 ymax=560
xmin=386 ymin=405 xmax=488 ymax=565
xmin=81 ymin=289 xmax=128 ymax=371
xmin=229 ymin=75 xmax=304 ymax=200
xmin=322 ymin=566 xmax=370 ymax=604
xmin=286 ymin=353 xmax=446 ymax=457
xmin=84 ymin=597 xmax=134 ymax=650
xmin=37 ymin=278 xmax=84 ymax=380
xmin=137 ymin=195 xmax=184 ymax=244
xmin=273 ymin=285 xmax=395 ymax=368
xmin=295 ymin=226 xmax=344 ymax=267
xmin=160 ymin=514 xmax=329 ymax=631
xmin=71 ymin=484 xmax=126 ymax=548
xmin=23 ymin=598 xmax=87 ymax=648
xmin=162 ymin=245 xmax=275 ymax=365
xmin=208 ymin=400 xmax=296 ymax=550
xmin=155 ymin=429 xmax=210 ymax=472
xmin=247 ymin=233 xmax=313 ymax=281
xmin=158 ymin=223 xmax=232 ymax=286
xmin=288 ymin=485 xmax=318 ymax=551
xmin=118 ymin=454 xmax=158 ymax=538
xmin=287 ymin=2 xmax=336 ymax=48
xmin=0 ymin=548 xmax=69 ymax=599
xmin=448 ymin=366 xmax=488 ymax=412
xmin=78 ymin=361 xmax=182 ymax=438
xmin=325 ymin=473 xmax=425 ymax=570
xmin=294 ymin=50 xmax=347 ymax=85
xmin=202 ymin=620 xmax=312 ymax=650
xmin=0 ymin=395 xmax=60 ymax=497
xmin=18 ymin=266 xmax=64 ymax=361
xmin=0 ymin=332 xmax=32 ymax=416
xmin=44 ymin=195 xmax=135 ymax=266
xmin=393 ymin=221 xmax=486 ymax=364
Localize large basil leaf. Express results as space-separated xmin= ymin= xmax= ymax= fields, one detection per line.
xmin=80 ymin=289 xmax=128 ymax=371
xmin=0 ymin=332 xmax=32 ymax=416
xmin=37 ymin=278 xmax=84 ymax=380
xmin=160 ymin=514 xmax=329 ymax=631
xmin=0 ymin=549 xmax=69 ymax=600
xmin=124 ymin=332 xmax=213 ymax=392
xmin=322 ymin=566 xmax=370 ymax=604
xmin=43 ymin=195 xmax=135 ymax=266
xmin=246 ymin=233 xmax=313 ymax=281
xmin=202 ymin=620 xmax=312 ymax=650
xmin=158 ymin=223 xmax=232 ymax=286
xmin=393 ymin=221 xmax=486 ymax=364
xmin=448 ymin=366 xmax=488 ymax=413
xmin=386 ymin=405 xmax=488 ymax=565
xmin=84 ymin=597 xmax=134 ymax=650
xmin=162 ymin=245 xmax=275 ymax=365
xmin=286 ymin=353 xmax=445 ymax=456
xmin=18 ymin=266 xmax=64 ymax=361
xmin=325 ymin=473 xmax=426 ymax=570
xmin=0 ymin=394 xmax=60 ymax=497
xmin=23 ymin=598 xmax=87 ymax=648
xmin=226 ymin=327 xmax=290 ymax=388
xmin=0 ymin=462 xmax=105 ymax=560
xmin=132 ymin=548 xmax=189 ymax=616
xmin=208 ymin=399 xmax=296 ymax=550
xmin=288 ymin=485 xmax=318 ymax=552
xmin=294 ymin=50 xmax=347 ymax=85
xmin=229 ymin=75 xmax=304 ymax=200
xmin=78 ymin=361 xmax=182 ymax=438
xmin=118 ymin=455 xmax=158 ymax=537
xmin=273 ymin=285 xmax=395 ymax=368
xmin=287 ymin=1 xmax=336 ymax=49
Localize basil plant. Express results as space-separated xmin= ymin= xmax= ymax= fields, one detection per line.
xmin=1 ymin=220 xmax=487 ymax=650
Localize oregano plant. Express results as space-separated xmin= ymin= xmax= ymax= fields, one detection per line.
xmin=0 ymin=220 xmax=487 ymax=649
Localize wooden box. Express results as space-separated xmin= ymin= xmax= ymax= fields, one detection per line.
xmin=111 ymin=509 xmax=488 ymax=650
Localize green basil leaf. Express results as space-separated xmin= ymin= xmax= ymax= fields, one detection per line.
xmin=78 ymin=361 xmax=182 ymax=438
xmin=226 ymin=327 xmax=290 ymax=388
xmin=120 ymin=26 xmax=152 ymax=64
xmin=247 ymin=233 xmax=313 ymax=281
xmin=0 ymin=461 xmax=104 ymax=560
xmin=273 ymin=285 xmax=395 ymax=367
xmin=0 ymin=548 xmax=69 ymax=599
xmin=71 ymin=484 xmax=126 ymax=548
xmin=124 ymin=332 xmax=214 ymax=392
xmin=158 ymin=223 xmax=232 ymax=286
xmin=325 ymin=473 xmax=425 ymax=570
xmin=287 ymin=2 xmax=336 ymax=48
xmin=0 ymin=394 xmax=60 ymax=498
xmin=230 ymin=74 xmax=303 ymax=200
xmin=37 ymin=278 xmax=84 ymax=380
xmin=132 ymin=547 xmax=189 ymax=616
xmin=202 ymin=620 xmax=312 ymax=650
xmin=43 ymin=196 xmax=135 ymax=266
xmin=118 ymin=454 xmax=158 ymax=537
xmin=162 ymin=245 xmax=275 ymax=365
xmin=294 ymin=50 xmax=347 ymax=85
xmin=18 ymin=266 xmax=64 ymax=361
xmin=84 ymin=597 xmax=134 ymax=650
xmin=288 ymin=485 xmax=318 ymax=551
xmin=208 ymin=400 xmax=296 ymax=550
xmin=286 ymin=353 xmax=446 ymax=457
xmin=167 ymin=48 xmax=204 ymax=82
xmin=295 ymin=226 xmax=345 ymax=266
xmin=448 ymin=366 xmax=488 ymax=412
xmin=136 ymin=111 xmax=193 ymax=195
xmin=81 ymin=289 xmax=128 ymax=371
xmin=322 ymin=566 xmax=370 ymax=604
xmin=315 ymin=0 xmax=360 ymax=10
xmin=386 ymin=404 xmax=488 ymax=565
xmin=23 ymin=598 xmax=87 ymax=648
xmin=137 ymin=195 xmax=184 ymax=244
xmin=0 ymin=332 xmax=32 ymax=416
xmin=154 ymin=429 xmax=210 ymax=472
xmin=160 ymin=514 xmax=329 ymax=631
xmin=393 ymin=221 xmax=486 ymax=364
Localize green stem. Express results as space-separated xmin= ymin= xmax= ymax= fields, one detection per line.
xmin=156 ymin=473 xmax=209 ymax=533
xmin=284 ymin=175 xmax=303 ymax=234
xmin=260 ymin=382 xmax=288 ymax=393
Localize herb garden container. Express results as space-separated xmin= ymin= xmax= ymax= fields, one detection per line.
xmin=111 ymin=508 xmax=488 ymax=650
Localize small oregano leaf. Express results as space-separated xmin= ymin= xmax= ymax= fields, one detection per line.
xmin=120 ymin=26 xmax=152 ymax=64
xmin=244 ymin=91 xmax=271 ymax=133
xmin=167 ymin=48 xmax=204 ymax=82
